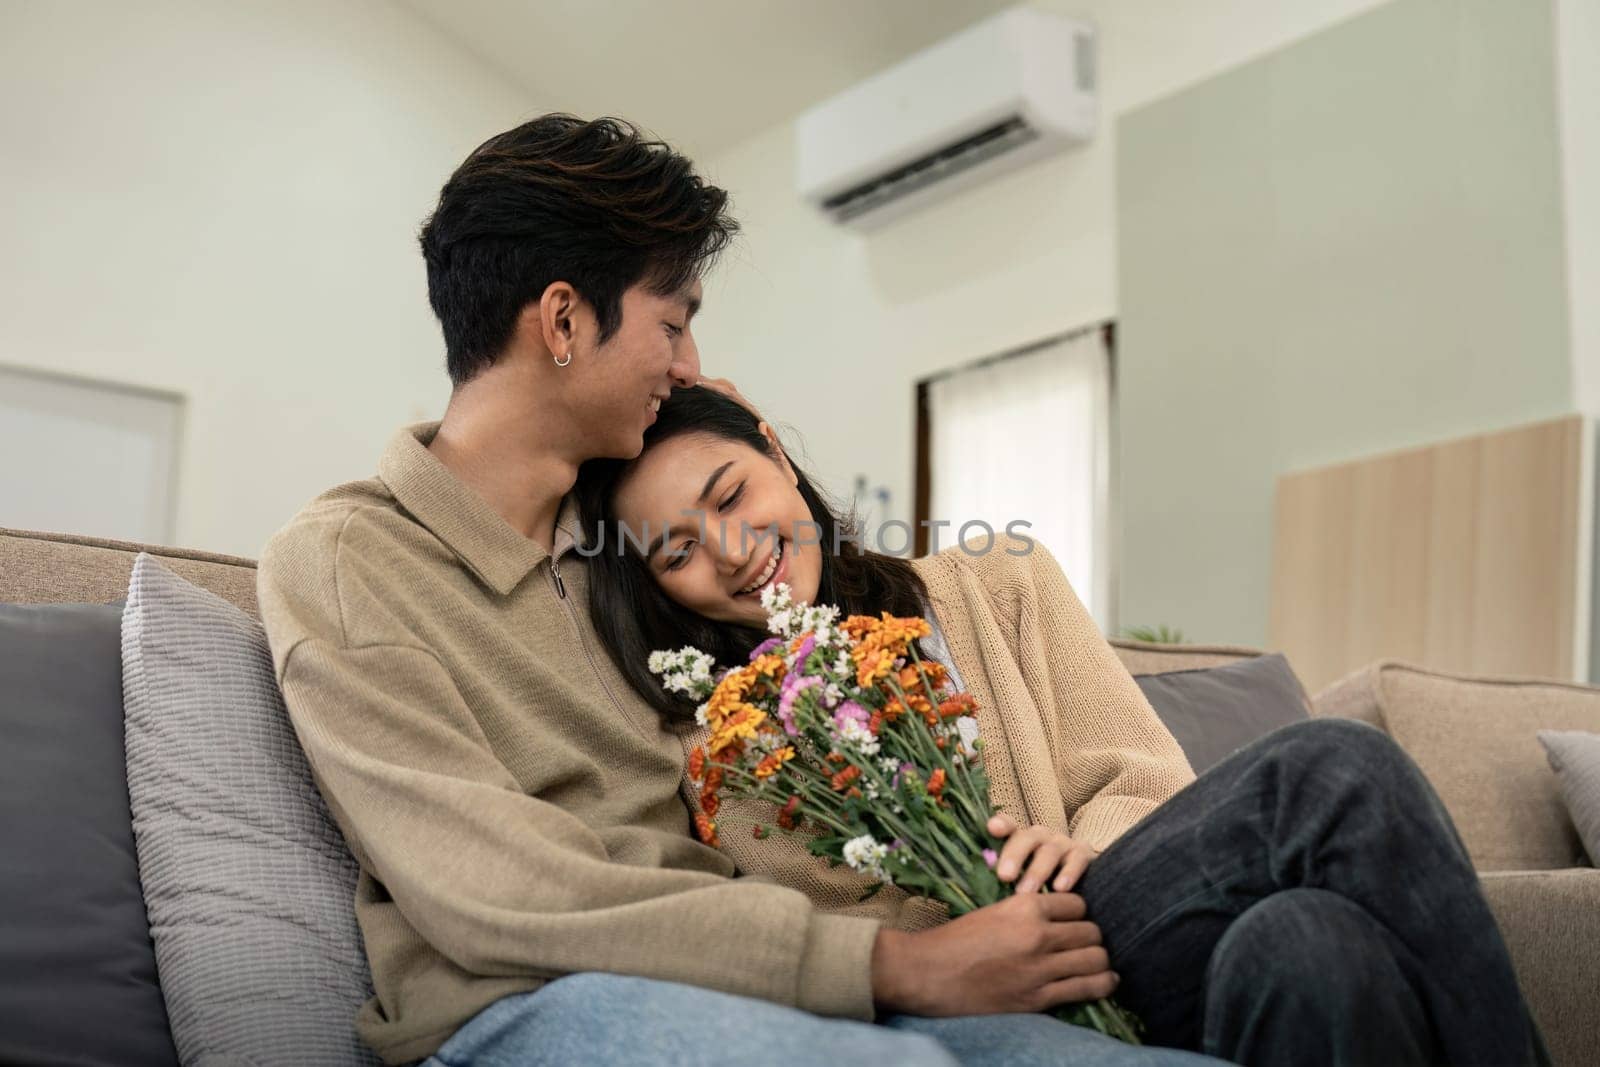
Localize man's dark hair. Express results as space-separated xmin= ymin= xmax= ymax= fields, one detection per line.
xmin=419 ymin=114 xmax=738 ymax=385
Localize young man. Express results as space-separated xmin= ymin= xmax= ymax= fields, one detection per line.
xmin=258 ymin=115 xmax=1212 ymax=1067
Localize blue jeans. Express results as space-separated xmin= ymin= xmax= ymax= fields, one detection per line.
xmin=422 ymin=972 xmax=1220 ymax=1066
xmin=425 ymin=719 xmax=1546 ymax=1066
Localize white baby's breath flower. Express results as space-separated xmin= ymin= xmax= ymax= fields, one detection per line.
xmin=842 ymin=834 xmax=890 ymax=880
xmin=760 ymin=581 xmax=793 ymax=615
xmin=837 ymin=717 xmax=881 ymax=757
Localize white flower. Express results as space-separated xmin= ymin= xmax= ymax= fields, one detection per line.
xmin=837 ymin=717 xmax=881 ymax=756
xmin=694 ymin=703 xmax=709 ymax=727
xmin=878 ymin=756 xmax=901 ymax=774
xmin=821 ymin=682 xmax=844 ymax=708
xmin=842 ymin=834 xmax=890 ymax=880
xmin=647 ymin=650 xmax=670 ymax=674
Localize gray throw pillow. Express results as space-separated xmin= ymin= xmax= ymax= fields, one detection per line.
xmin=121 ymin=555 xmax=379 ymax=1066
xmin=0 ymin=602 xmax=179 ymax=1067
xmin=1538 ymin=730 xmax=1600 ymax=866
xmin=1135 ymin=653 xmax=1311 ymax=774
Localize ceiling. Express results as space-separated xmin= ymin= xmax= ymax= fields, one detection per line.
xmin=394 ymin=0 xmax=1016 ymax=156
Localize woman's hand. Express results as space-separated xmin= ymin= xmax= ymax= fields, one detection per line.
xmin=987 ymin=813 xmax=1100 ymax=895
xmin=695 ymin=375 xmax=761 ymax=417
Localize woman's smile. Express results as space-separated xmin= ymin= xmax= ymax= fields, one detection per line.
xmin=734 ymin=539 xmax=787 ymax=598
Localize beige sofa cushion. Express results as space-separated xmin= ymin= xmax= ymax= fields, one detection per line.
xmin=1110 ymin=639 xmax=1266 ymax=676
xmin=0 ymin=528 xmax=258 ymax=618
xmin=1314 ymin=662 xmax=1599 ymax=871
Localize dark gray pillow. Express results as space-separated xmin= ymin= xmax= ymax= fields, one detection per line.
xmin=0 ymin=602 xmax=179 ymax=1067
xmin=1135 ymin=653 xmax=1311 ymax=774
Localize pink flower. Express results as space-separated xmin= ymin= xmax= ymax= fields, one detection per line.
xmin=983 ymin=849 xmax=999 ymax=869
xmin=790 ymin=634 xmax=817 ymax=666
xmin=777 ymin=674 xmax=822 ymax=737
xmin=749 ymin=637 xmax=784 ymax=661
xmin=831 ymin=701 xmax=870 ymax=733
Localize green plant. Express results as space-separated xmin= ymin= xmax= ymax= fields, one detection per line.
xmin=1119 ymin=624 xmax=1186 ymax=645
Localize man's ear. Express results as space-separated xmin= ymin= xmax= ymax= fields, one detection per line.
xmin=531 ymin=281 xmax=581 ymax=362
xmin=758 ymin=421 xmax=800 ymax=487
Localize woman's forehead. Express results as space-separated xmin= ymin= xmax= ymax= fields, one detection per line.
xmin=615 ymin=434 xmax=742 ymax=513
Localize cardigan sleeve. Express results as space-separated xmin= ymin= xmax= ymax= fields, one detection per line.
xmin=1009 ymin=540 xmax=1196 ymax=851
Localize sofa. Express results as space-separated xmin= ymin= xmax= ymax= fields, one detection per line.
xmin=3 ymin=525 xmax=1595 ymax=1066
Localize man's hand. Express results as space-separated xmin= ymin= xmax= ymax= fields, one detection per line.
xmin=871 ymin=893 xmax=1116 ymax=1016
xmin=988 ymin=813 xmax=1100 ymax=895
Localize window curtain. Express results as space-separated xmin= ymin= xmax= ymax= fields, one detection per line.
xmin=927 ymin=328 xmax=1112 ymax=628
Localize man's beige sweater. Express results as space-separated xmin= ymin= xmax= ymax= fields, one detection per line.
xmin=260 ymin=423 xmax=1196 ymax=1064
xmin=257 ymin=425 xmax=880 ymax=1065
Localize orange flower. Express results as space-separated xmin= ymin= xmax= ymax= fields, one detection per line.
xmin=868 ymin=711 xmax=883 ymax=735
xmin=880 ymin=699 xmax=905 ymax=722
xmin=694 ymin=811 xmax=720 ymax=848
xmin=750 ymin=653 xmax=787 ymax=682
xmin=709 ymin=705 xmax=767 ymax=756
xmin=700 ymin=791 xmax=721 ymax=818
xmin=687 ymin=746 xmax=706 ymax=781
xmin=703 ymin=667 xmax=757 ymax=730
xmin=830 ymin=765 xmax=862 ymax=791
xmin=753 ymin=746 xmax=796 ymax=779
xmin=826 ymin=751 xmax=847 ymax=764
xmin=703 ymin=766 xmax=725 ymax=794
xmin=845 ymin=787 xmax=863 ymax=800
xmin=927 ymin=768 xmax=947 ymax=796
xmin=854 ymin=649 xmax=895 ymax=688
xmin=939 ymin=693 xmax=979 ymax=719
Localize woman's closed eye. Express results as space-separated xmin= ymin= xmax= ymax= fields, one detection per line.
xmin=663 ymin=541 xmax=696 ymax=572
xmin=716 ymin=482 xmax=745 ymax=513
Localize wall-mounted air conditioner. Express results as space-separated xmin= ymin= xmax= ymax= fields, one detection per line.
xmin=795 ymin=6 xmax=1096 ymax=228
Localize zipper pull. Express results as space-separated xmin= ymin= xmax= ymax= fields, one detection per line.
xmin=550 ymin=558 xmax=567 ymax=599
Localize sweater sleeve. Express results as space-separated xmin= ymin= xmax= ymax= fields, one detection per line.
xmin=1013 ymin=542 xmax=1196 ymax=851
xmin=276 ymin=636 xmax=881 ymax=1020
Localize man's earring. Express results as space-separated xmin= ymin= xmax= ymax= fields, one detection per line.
xmin=554 ymin=348 xmax=572 ymax=367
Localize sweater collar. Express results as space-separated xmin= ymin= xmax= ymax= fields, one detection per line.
xmin=377 ymin=422 xmax=583 ymax=596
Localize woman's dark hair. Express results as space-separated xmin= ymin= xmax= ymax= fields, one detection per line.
xmin=574 ymin=387 xmax=927 ymax=725
xmin=419 ymin=114 xmax=738 ymax=386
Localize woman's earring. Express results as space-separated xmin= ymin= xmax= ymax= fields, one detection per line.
xmin=554 ymin=348 xmax=572 ymax=367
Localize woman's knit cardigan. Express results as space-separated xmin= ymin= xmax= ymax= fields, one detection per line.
xmin=676 ymin=539 xmax=1196 ymax=931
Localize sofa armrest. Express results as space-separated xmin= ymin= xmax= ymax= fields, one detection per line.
xmin=1481 ymin=868 xmax=1600 ymax=1067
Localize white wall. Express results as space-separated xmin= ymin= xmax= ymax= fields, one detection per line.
xmin=1557 ymin=0 xmax=1600 ymax=416
xmin=693 ymin=0 xmax=1393 ymax=525
xmin=0 ymin=0 xmax=531 ymax=556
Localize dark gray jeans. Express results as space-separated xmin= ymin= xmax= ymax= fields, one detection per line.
xmin=1078 ymin=717 xmax=1549 ymax=1066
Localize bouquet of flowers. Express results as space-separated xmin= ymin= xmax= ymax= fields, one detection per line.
xmin=648 ymin=583 xmax=1143 ymax=1044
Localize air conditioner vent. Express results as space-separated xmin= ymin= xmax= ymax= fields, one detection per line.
xmin=795 ymin=7 xmax=1095 ymax=227
xmin=822 ymin=116 xmax=1039 ymax=223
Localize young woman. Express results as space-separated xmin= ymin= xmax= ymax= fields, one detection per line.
xmin=574 ymin=386 xmax=1548 ymax=1067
